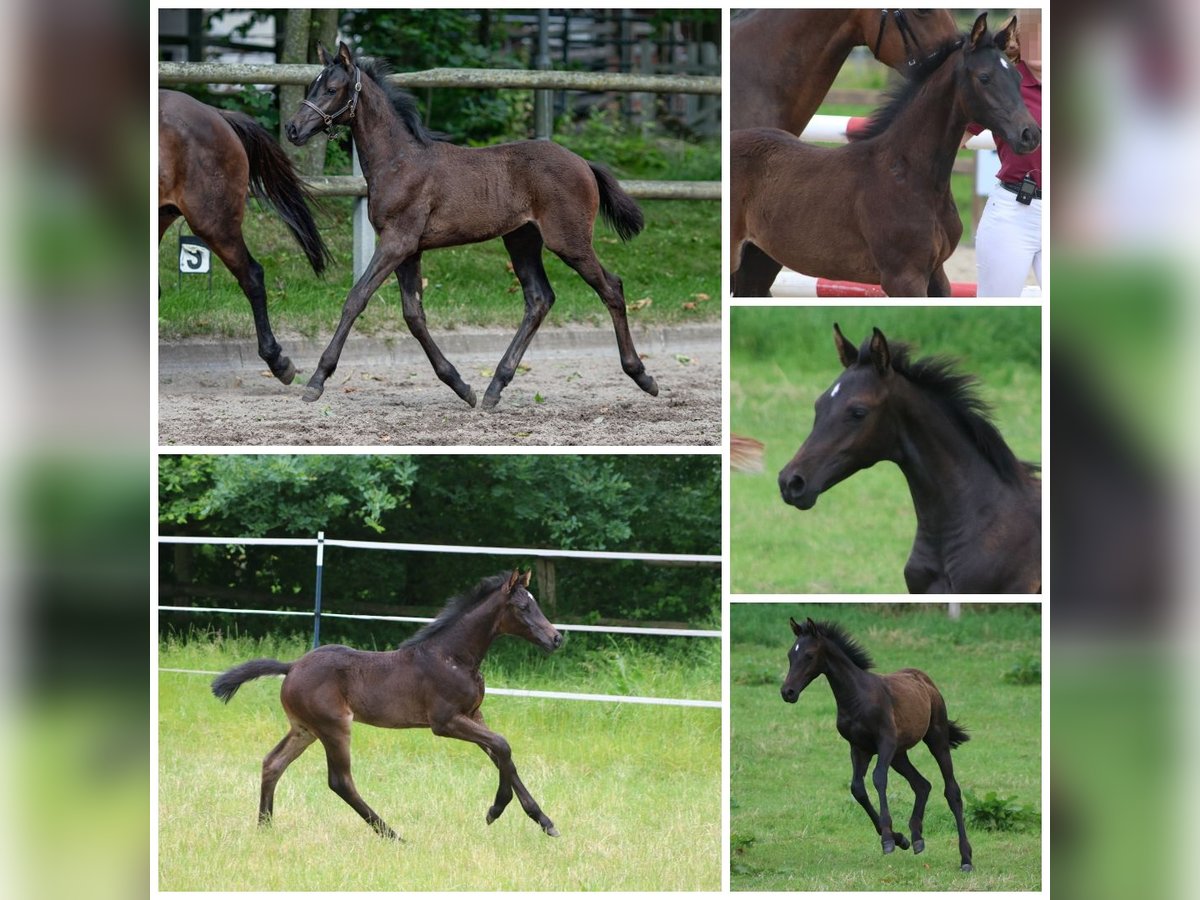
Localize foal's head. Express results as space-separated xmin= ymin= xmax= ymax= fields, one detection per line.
xmin=957 ymin=13 xmax=1040 ymax=154
xmin=495 ymin=570 xmax=563 ymax=653
xmin=781 ymin=617 xmax=874 ymax=703
xmin=285 ymin=41 xmax=362 ymax=145
xmin=778 ymin=324 xmax=903 ymax=511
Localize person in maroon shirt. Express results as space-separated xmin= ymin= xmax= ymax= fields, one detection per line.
xmin=972 ymin=13 xmax=1043 ymax=296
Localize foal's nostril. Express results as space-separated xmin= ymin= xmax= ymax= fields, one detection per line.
xmin=778 ymin=471 xmax=805 ymax=502
xmin=781 ymin=686 xmax=798 ymax=703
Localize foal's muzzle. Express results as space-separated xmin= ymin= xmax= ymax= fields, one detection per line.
xmin=778 ymin=468 xmax=817 ymax=510
xmin=781 ymin=685 xmax=799 ymax=703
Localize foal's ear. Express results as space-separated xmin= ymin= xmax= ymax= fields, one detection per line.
xmin=995 ymin=17 xmax=1019 ymax=54
xmin=968 ymin=12 xmax=989 ymax=51
xmin=869 ymin=327 xmax=891 ymax=377
xmin=505 ymin=569 xmax=521 ymax=592
xmin=316 ymin=42 xmax=332 ymax=66
xmin=833 ymin=323 xmax=857 ymax=369
xmin=521 ymin=570 xmax=532 ymax=588
xmin=789 ymin=616 xmax=803 ymax=636
xmin=336 ymin=40 xmax=355 ymax=69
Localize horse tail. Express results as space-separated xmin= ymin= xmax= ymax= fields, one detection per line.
xmin=948 ymin=719 xmax=971 ymax=749
xmin=218 ymin=109 xmax=332 ymax=275
xmin=589 ymin=163 xmax=644 ymax=242
xmin=211 ymin=658 xmax=292 ymax=703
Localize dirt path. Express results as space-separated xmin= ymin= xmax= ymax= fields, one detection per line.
xmin=158 ymin=323 xmax=721 ymax=447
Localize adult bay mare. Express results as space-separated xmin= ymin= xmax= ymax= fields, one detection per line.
xmin=730 ymin=8 xmax=960 ymax=134
xmin=212 ymin=571 xmax=564 ymax=840
xmin=284 ymin=42 xmax=658 ymax=410
xmin=731 ymin=14 xmax=1040 ymax=297
xmin=158 ymin=90 xmax=331 ymax=382
xmin=777 ymin=324 xmax=1041 ymax=594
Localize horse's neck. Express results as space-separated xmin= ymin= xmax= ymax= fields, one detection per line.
xmin=884 ymin=55 xmax=968 ymax=185
xmin=783 ymin=13 xmax=862 ymax=130
xmin=349 ymin=80 xmax=424 ymax=178
xmin=891 ymin=386 xmax=1007 ymax=529
xmin=426 ymin=603 xmax=500 ymax=669
xmin=822 ymin=647 xmax=876 ymax=713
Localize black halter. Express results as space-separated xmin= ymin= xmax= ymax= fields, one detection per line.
xmin=302 ymin=66 xmax=362 ymax=136
xmin=873 ymin=10 xmax=927 ymax=69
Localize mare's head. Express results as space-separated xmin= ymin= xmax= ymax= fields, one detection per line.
xmin=957 ymin=13 xmax=1040 ymax=154
xmin=494 ymin=570 xmax=563 ymax=653
xmin=285 ymin=41 xmax=362 ymax=145
xmin=860 ymin=8 xmax=961 ymax=72
xmin=781 ymin=617 xmax=874 ymax=703
xmin=778 ymin=324 xmax=902 ymax=511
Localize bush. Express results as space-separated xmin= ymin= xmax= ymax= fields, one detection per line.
xmin=965 ymin=790 xmax=1040 ymax=831
xmin=1002 ymin=657 xmax=1042 ymax=685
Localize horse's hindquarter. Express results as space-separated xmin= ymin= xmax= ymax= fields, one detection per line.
xmin=157 ymin=91 xmax=246 ymax=212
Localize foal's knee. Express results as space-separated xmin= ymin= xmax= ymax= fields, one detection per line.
xmin=850 ymin=777 xmax=869 ymax=803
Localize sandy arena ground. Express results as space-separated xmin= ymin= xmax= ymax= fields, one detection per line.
xmin=158 ymin=323 xmax=721 ymax=447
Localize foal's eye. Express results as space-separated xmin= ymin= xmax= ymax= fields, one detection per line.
xmin=848 ymin=406 xmax=868 ymax=420
xmin=978 ymin=73 xmax=992 ymax=85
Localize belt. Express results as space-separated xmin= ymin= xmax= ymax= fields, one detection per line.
xmin=1000 ymin=180 xmax=1042 ymax=200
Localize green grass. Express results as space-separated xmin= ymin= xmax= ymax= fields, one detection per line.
xmin=159 ymin=194 xmax=720 ymax=341
xmin=730 ymin=603 xmax=1042 ymax=891
xmin=731 ymin=307 xmax=1041 ymax=594
xmin=158 ymin=633 xmax=720 ymax=891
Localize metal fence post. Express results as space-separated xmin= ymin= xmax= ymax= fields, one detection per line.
xmin=352 ymin=142 xmax=374 ymax=280
xmin=312 ymin=531 xmax=326 ymax=648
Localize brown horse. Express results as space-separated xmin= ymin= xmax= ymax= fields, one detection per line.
xmin=211 ymin=570 xmax=564 ymax=839
xmin=731 ymin=14 xmax=1041 ymax=297
xmin=777 ymin=324 xmax=1041 ymax=593
xmin=781 ymin=616 xmax=973 ymax=871
xmin=283 ymin=41 xmax=657 ymax=410
xmin=730 ymin=8 xmax=961 ymax=133
xmin=158 ymin=90 xmax=330 ymax=383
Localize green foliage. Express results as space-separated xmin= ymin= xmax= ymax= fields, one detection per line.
xmin=965 ymin=790 xmax=1041 ymax=832
xmin=1003 ymin=657 xmax=1042 ymax=685
xmin=159 ymin=455 xmax=721 ymax=632
xmin=555 ymin=108 xmax=721 ymax=181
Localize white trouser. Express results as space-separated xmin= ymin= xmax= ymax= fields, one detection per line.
xmin=975 ymin=183 xmax=1042 ymax=297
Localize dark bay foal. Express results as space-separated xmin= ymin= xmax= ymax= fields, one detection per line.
xmin=212 ymin=570 xmax=563 ymax=840
xmin=781 ymin=616 xmax=973 ymax=871
xmin=284 ymin=42 xmax=658 ymax=410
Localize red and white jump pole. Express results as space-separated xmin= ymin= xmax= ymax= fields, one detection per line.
xmin=798 ymin=115 xmax=998 ymax=150
xmin=770 ymin=271 xmax=978 ymax=298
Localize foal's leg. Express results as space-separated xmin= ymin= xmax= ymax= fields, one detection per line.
xmin=479 ymin=224 xmax=557 ymax=410
xmin=732 ymin=243 xmax=784 ymax=298
xmin=872 ymin=738 xmax=908 ymax=854
xmin=317 ymin=717 xmax=399 ymax=840
xmin=395 ymin=254 xmax=477 ymax=407
xmin=302 ymin=236 xmax=409 ymax=403
xmin=547 ymin=241 xmax=658 ymax=399
xmin=849 ymin=746 xmax=911 ymax=851
xmin=431 ymin=711 xmax=558 ymax=836
xmin=259 ymin=724 xmax=316 ymax=825
xmin=890 ymin=750 xmax=932 ymax=854
xmin=927 ymin=738 xmax=974 ymax=871
xmin=927 ymin=264 xmax=953 ymax=298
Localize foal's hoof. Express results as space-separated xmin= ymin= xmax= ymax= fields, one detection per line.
xmin=480 ymin=391 xmax=502 ymax=412
xmin=882 ymin=839 xmax=896 ymax=854
xmin=912 ymin=839 xmax=925 ymax=855
xmin=961 ymin=863 xmax=973 ymax=873
xmin=274 ymin=357 xmax=296 ymax=385
xmin=486 ymin=807 xmax=501 ymax=825
xmin=636 ymin=373 xmax=660 ymax=396
xmin=894 ymin=834 xmax=910 ymax=850
xmin=543 ymin=823 xmax=560 ymax=837
xmin=302 ymin=383 xmax=324 ymax=402
xmin=462 ymin=387 xmax=478 ymax=408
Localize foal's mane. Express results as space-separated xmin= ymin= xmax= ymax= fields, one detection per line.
xmin=802 ymin=619 xmax=875 ymax=670
xmin=400 ymin=572 xmax=510 ymax=647
xmin=852 ymin=34 xmax=966 ymax=141
xmin=357 ymin=57 xmax=448 ymax=146
xmin=875 ymin=341 xmax=1035 ymax=484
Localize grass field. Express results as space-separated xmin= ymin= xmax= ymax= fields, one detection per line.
xmin=158 ymin=193 xmax=720 ymax=341
xmin=730 ymin=603 xmax=1042 ymax=892
xmin=157 ymin=633 xmax=720 ymax=891
xmin=730 ymin=306 xmax=1041 ymax=594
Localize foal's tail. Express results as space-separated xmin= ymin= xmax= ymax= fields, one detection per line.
xmin=219 ymin=109 xmax=332 ymax=275
xmin=948 ymin=720 xmax=971 ymax=749
xmin=211 ymin=658 xmax=293 ymax=703
xmin=589 ymin=163 xmax=645 ymax=242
